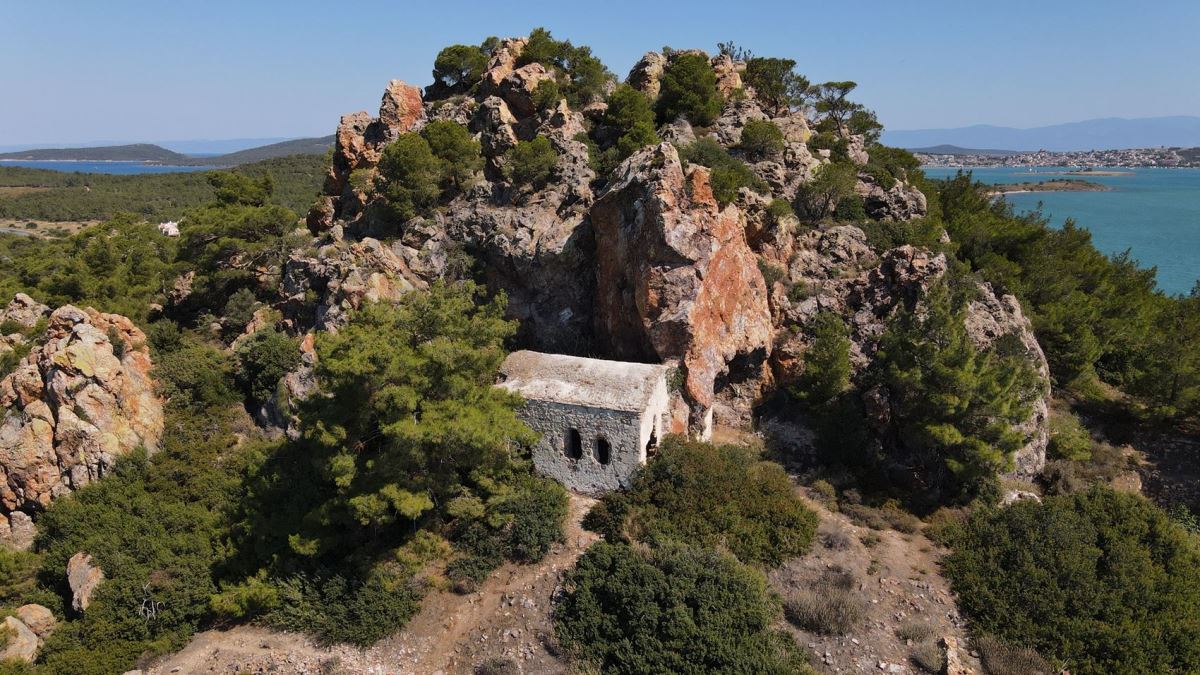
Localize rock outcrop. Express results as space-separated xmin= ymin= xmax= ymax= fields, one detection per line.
xmin=0 ymin=303 xmax=163 ymax=549
xmin=592 ymin=143 xmax=772 ymax=430
xmin=67 ymin=552 xmax=104 ymax=613
xmin=0 ymin=615 xmax=39 ymax=662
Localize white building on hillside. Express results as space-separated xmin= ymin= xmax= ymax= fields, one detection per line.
xmin=497 ymin=350 xmax=671 ymax=495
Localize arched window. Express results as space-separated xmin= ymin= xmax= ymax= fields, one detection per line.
xmin=596 ymin=436 xmax=611 ymax=465
xmin=566 ymin=428 xmax=583 ymax=459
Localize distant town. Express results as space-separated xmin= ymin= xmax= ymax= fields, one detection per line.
xmin=916 ymin=145 xmax=1200 ymax=168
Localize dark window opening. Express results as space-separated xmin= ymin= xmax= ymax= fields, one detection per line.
xmin=566 ymin=428 xmax=583 ymax=459
xmin=596 ymin=437 xmax=611 ymax=465
xmin=646 ymin=429 xmax=659 ymax=458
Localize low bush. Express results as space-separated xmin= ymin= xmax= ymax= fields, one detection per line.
xmin=584 ymin=437 xmax=818 ymax=567
xmin=555 ymin=542 xmax=811 ymax=674
xmin=896 ymin=621 xmax=938 ymax=643
xmin=235 ymin=328 xmax=299 ymax=404
xmin=910 ymin=641 xmax=945 ymax=674
xmin=944 ymin=488 xmax=1200 ymax=673
xmin=1046 ymin=409 xmax=1093 ymax=460
xmin=782 ymin=566 xmax=864 ymax=635
xmin=264 ymin=573 xmax=421 ymax=647
xmin=680 ymin=137 xmax=768 ymax=207
xmin=504 ymin=137 xmax=559 ymax=188
xmin=739 ymin=119 xmax=785 ymax=160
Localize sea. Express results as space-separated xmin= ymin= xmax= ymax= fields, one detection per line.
xmin=922 ymin=166 xmax=1200 ymax=296
xmin=0 ymin=160 xmax=214 ymax=175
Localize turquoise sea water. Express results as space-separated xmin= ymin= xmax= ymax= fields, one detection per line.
xmin=922 ymin=167 xmax=1200 ymax=296
xmin=0 ymin=160 xmax=214 ymax=175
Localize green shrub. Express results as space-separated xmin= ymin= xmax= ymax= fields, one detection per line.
xmin=531 ymin=79 xmax=562 ymax=111
xmin=601 ymin=84 xmax=660 ymax=161
xmin=154 ymin=339 xmax=240 ymax=410
xmin=504 ymin=137 xmax=558 ymax=188
xmin=421 ymin=120 xmax=483 ymax=191
xmin=555 ymin=542 xmax=811 ymax=674
xmin=1047 ymin=409 xmax=1093 ymax=460
xmin=680 ymin=137 xmax=768 ymax=207
xmin=221 ymin=287 xmax=259 ymax=334
xmin=739 ymin=119 xmax=785 ymax=160
xmin=782 ymin=566 xmax=865 ymax=635
xmin=833 ymin=194 xmax=867 ymax=221
xmin=944 ymin=488 xmax=1200 ymax=674
xmin=235 ymin=328 xmax=300 ymax=403
xmin=210 ymin=572 xmax=281 ymax=622
xmin=584 ymin=438 xmax=818 ymax=567
xmin=792 ymin=311 xmax=851 ymax=405
xmin=656 ymin=53 xmax=723 ymax=126
xmin=766 ymin=198 xmax=794 ymax=227
xmin=265 ymin=573 xmax=421 ymax=646
xmin=376 ymin=133 xmax=443 ymax=223
xmin=796 ymin=161 xmax=857 ymax=219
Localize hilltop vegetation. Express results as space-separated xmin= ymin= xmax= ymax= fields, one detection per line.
xmin=0 ymin=143 xmax=188 ymax=162
xmin=0 ymin=28 xmax=1197 ymax=675
xmin=0 ymin=153 xmax=327 ymax=223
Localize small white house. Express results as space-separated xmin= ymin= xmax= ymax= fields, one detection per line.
xmin=497 ymin=350 xmax=671 ymax=495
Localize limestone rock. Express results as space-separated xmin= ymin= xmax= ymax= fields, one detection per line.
xmin=627 ymin=51 xmax=667 ymax=99
xmin=942 ymin=636 xmax=975 ymax=675
xmin=498 ymin=63 xmax=555 ymax=119
xmin=0 ymin=616 xmax=38 ymax=662
xmin=1 ymin=294 xmax=49 ymax=330
xmin=474 ymin=96 xmax=519 ymax=156
xmin=710 ymin=53 xmax=744 ymax=96
xmin=480 ymin=38 xmax=527 ymax=94
xmin=14 ymin=604 xmax=55 ymax=640
xmin=592 ymin=143 xmax=772 ymax=429
xmin=281 ymin=238 xmax=425 ymax=333
xmin=712 ymin=98 xmax=769 ymax=147
xmin=847 ymin=133 xmax=870 ymax=165
xmin=67 ymin=552 xmax=103 ymax=613
xmin=855 ymin=175 xmax=928 ymax=221
xmin=0 ymin=302 xmax=163 ymax=548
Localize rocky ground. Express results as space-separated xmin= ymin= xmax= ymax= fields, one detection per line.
xmin=773 ymin=488 xmax=981 ymax=675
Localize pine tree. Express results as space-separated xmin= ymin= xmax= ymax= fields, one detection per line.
xmin=873 ymin=281 xmax=1038 ymax=501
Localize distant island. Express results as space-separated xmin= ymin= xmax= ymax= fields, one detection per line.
xmin=917 ymin=145 xmax=1200 ymax=168
xmin=987 ymin=178 xmax=1110 ymax=196
xmin=0 ymin=136 xmax=334 ymax=167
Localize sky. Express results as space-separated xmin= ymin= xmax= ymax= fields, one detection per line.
xmin=2 ymin=0 xmax=1199 ymax=147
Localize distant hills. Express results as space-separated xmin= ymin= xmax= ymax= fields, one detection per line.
xmin=0 ymin=143 xmax=190 ymax=163
xmin=0 ymin=136 xmax=334 ymax=167
xmin=882 ymin=116 xmax=1200 ymax=152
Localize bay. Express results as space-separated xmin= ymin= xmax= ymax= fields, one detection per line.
xmin=0 ymin=160 xmax=215 ymax=175
xmin=922 ymin=166 xmax=1200 ymax=296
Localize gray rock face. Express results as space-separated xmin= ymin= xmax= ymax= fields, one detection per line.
xmin=67 ymin=552 xmax=104 ymax=613
xmin=0 ymin=294 xmax=49 ymax=330
xmin=0 ymin=615 xmax=38 ymax=662
xmin=855 ymin=174 xmax=928 ymax=221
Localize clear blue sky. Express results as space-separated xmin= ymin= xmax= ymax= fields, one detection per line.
xmin=3 ymin=0 xmax=1198 ymax=146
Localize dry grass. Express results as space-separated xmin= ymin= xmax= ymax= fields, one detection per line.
xmin=910 ymin=640 xmax=945 ymax=674
xmin=783 ymin=566 xmax=865 ymax=635
xmin=896 ymin=620 xmax=938 ymax=643
xmin=976 ymin=635 xmax=1054 ymax=675
xmin=842 ymin=502 xmax=922 ymax=533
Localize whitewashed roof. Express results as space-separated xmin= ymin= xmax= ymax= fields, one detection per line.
xmin=498 ymin=350 xmax=669 ymax=413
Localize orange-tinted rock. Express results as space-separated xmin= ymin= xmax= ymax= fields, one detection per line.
xmin=592 ymin=143 xmax=772 ymax=431
xmin=0 ymin=302 xmax=163 ymax=549
xmin=379 ymin=79 xmax=425 ymax=135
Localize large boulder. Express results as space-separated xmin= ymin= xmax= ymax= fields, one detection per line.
xmin=626 ymin=51 xmax=667 ymax=99
xmin=67 ymin=552 xmax=104 ymax=613
xmin=14 ymin=604 xmax=55 ymax=640
xmin=0 ymin=615 xmax=38 ymax=662
xmin=855 ymin=175 xmax=928 ymax=222
xmin=592 ymin=143 xmax=773 ymax=430
xmin=0 ymin=303 xmax=163 ymax=549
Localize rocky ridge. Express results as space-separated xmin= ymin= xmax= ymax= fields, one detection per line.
xmin=281 ymin=36 xmax=1048 ymax=474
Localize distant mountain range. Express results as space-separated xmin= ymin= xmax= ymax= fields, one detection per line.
xmin=882 ymin=116 xmax=1200 ymax=152
xmin=0 ymin=136 xmax=334 ymax=166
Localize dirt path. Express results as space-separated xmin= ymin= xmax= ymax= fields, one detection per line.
xmin=147 ymin=495 xmax=598 ymax=675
